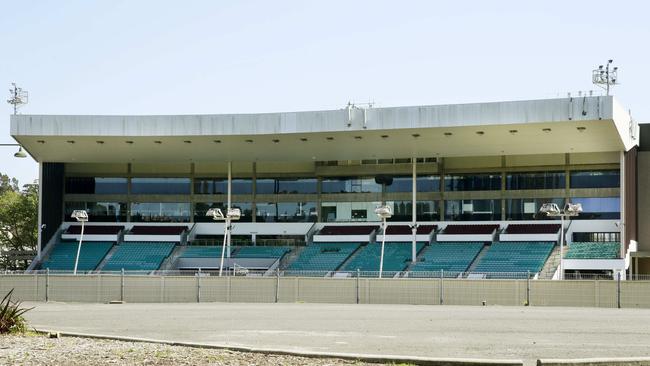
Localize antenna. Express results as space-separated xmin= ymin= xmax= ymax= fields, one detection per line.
xmin=7 ymin=83 xmax=28 ymax=115
xmin=592 ymin=59 xmax=619 ymax=96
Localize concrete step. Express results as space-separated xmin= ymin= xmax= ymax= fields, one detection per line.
xmin=464 ymin=243 xmax=491 ymax=275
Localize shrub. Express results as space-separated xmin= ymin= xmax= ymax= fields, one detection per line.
xmin=0 ymin=289 xmax=33 ymax=334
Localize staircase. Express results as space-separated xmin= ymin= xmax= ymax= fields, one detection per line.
xmin=94 ymin=245 xmax=121 ymax=272
xmin=464 ymin=244 xmax=491 ymax=275
xmin=539 ymin=245 xmax=561 ymax=279
xmin=279 ymin=246 xmax=306 ymax=270
xmin=336 ymin=243 xmax=367 ymax=272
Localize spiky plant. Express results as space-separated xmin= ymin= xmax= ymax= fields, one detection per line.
xmin=0 ymin=289 xmax=33 ymax=334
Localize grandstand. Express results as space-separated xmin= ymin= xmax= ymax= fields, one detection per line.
xmin=41 ymin=241 xmax=114 ymax=272
xmin=565 ymin=242 xmax=621 ymax=259
xmin=14 ymin=96 xmax=644 ymax=278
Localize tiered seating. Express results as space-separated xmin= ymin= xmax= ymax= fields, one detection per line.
xmin=233 ymin=246 xmax=291 ymax=258
xmin=65 ymin=225 xmax=123 ymax=235
xmin=472 ymin=242 xmax=555 ymax=276
xmin=129 ymin=226 xmax=187 ymax=235
xmin=410 ymin=242 xmax=484 ymax=275
xmin=287 ymin=243 xmax=360 ymax=272
xmin=318 ymin=226 xmax=378 ymax=235
xmin=342 ymin=242 xmax=425 ymax=274
xmin=180 ymin=246 xmax=222 ymax=258
xmin=442 ymin=224 xmax=499 ymax=235
xmin=385 ymin=225 xmax=437 ymax=235
xmin=565 ymin=242 xmax=620 ymax=259
xmin=102 ymin=242 xmax=176 ymax=271
xmin=41 ymin=241 xmax=114 ymax=272
xmin=505 ymin=224 xmax=561 ymax=234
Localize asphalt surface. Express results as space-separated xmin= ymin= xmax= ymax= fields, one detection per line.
xmin=23 ymin=302 xmax=650 ymax=366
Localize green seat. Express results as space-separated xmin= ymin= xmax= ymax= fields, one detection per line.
xmin=410 ymin=242 xmax=484 ymax=277
xmin=287 ymin=242 xmax=360 ymax=273
xmin=565 ymin=242 xmax=620 ymax=259
xmin=342 ymin=242 xmax=425 ymax=274
xmin=472 ymin=242 xmax=555 ymax=278
xmin=41 ymin=241 xmax=114 ymax=272
xmin=102 ymin=242 xmax=176 ymax=271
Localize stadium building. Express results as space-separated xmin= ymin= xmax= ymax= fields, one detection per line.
xmin=10 ymin=96 xmax=650 ymax=278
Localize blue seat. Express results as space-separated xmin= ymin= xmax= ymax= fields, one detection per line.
xmin=102 ymin=242 xmax=176 ymax=271
xmin=410 ymin=242 xmax=484 ymax=277
xmin=41 ymin=241 xmax=114 ymax=272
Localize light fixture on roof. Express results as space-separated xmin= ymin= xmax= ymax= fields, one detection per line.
xmin=411 ymin=133 xmax=420 ymax=138
xmin=539 ymin=202 xmax=582 ymax=280
xmin=577 ymin=127 xmax=587 ymax=132
xmin=476 ymin=131 xmax=484 ymax=135
xmin=300 ymin=137 xmax=308 ymax=142
xmin=272 ymin=139 xmax=280 ymax=143
xmin=13 ymin=146 xmax=27 ymax=158
xmin=380 ymin=135 xmax=389 ymax=139
xmin=125 ymin=140 xmax=134 ymax=144
xmin=154 ymin=140 xmax=162 ymax=144
xmin=183 ymin=140 xmax=192 ymax=144
xmin=96 ymin=140 xmax=104 ymax=144
xmin=37 ymin=140 xmax=45 ymax=144
xmin=374 ymin=205 xmax=393 ymax=279
xmin=206 ymin=207 xmax=241 ymax=277
xmin=326 ymin=137 xmax=334 ymax=141
xmin=443 ymin=132 xmax=453 ymax=136
xmin=592 ymin=59 xmax=619 ymax=96
xmin=70 ymin=209 xmax=89 ymax=275
xmin=213 ymin=140 xmax=222 ymax=144
xmin=509 ymin=129 xmax=518 ymax=134
xmin=245 ymin=139 xmax=254 ymax=143
xmin=354 ymin=136 xmax=362 ymax=140
xmin=67 ymin=140 xmax=75 ymax=144
xmin=542 ymin=128 xmax=552 ymax=133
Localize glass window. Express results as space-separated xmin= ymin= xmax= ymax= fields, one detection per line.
xmin=385 ymin=175 xmax=440 ymax=193
xmin=387 ymin=201 xmax=439 ymax=221
xmin=444 ymin=174 xmax=501 ymax=191
xmin=505 ymin=198 xmax=564 ymax=220
xmin=194 ymin=178 xmax=253 ymax=195
xmin=570 ymin=170 xmax=620 ymax=188
xmin=321 ymin=202 xmax=382 ymax=222
xmin=131 ymin=178 xmax=190 ymax=195
xmin=64 ymin=202 xmax=127 ymax=222
xmin=65 ymin=177 xmax=128 ymax=194
xmin=445 ymin=199 xmax=502 ymax=221
xmin=256 ymin=178 xmax=317 ymax=194
xmin=193 ymin=202 xmax=253 ymax=222
xmin=321 ymin=177 xmax=382 ymax=194
xmin=130 ymin=202 xmax=191 ymax=222
xmin=256 ymin=202 xmax=317 ymax=222
xmin=571 ymin=197 xmax=620 ymax=219
xmin=506 ymin=172 xmax=565 ymax=190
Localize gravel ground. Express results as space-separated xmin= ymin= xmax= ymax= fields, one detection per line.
xmin=0 ymin=334 xmax=381 ymax=366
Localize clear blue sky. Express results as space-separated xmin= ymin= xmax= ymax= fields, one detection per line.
xmin=2 ymin=0 xmax=649 ymax=186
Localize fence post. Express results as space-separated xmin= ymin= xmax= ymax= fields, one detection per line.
xmin=120 ymin=268 xmax=125 ymax=302
xmin=356 ymin=269 xmax=360 ymax=304
xmin=439 ymin=269 xmax=444 ymax=305
xmin=617 ymin=271 xmax=621 ymax=309
xmin=45 ymin=268 xmax=49 ymax=302
xmin=197 ymin=268 xmax=202 ymax=303
xmin=526 ymin=270 xmax=530 ymax=306
xmin=275 ymin=269 xmax=280 ymax=303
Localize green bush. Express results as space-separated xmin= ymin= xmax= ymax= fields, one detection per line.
xmin=0 ymin=289 xmax=33 ymax=334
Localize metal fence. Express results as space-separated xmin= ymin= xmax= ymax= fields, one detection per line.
xmin=2 ymin=272 xmax=650 ymax=308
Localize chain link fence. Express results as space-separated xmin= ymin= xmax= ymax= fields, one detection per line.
xmin=2 ymin=271 xmax=650 ymax=308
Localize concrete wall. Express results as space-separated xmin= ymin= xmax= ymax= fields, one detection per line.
xmin=637 ymin=151 xmax=650 ymax=252
xmin=2 ymin=275 xmax=649 ymax=308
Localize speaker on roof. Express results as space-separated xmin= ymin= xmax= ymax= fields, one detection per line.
xmin=375 ymin=175 xmax=393 ymax=186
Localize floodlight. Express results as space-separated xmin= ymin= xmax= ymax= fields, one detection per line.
xmin=226 ymin=208 xmax=241 ymax=220
xmin=206 ymin=208 xmax=225 ymax=220
xmin=564 ymin=203 xmax=583 ymax=216
xmin=13 ymin=146 xmax=27 ymax=158
xmin=374 ymin=205 xmax=393 ymax=219
xmin=539 ymin=203 xmax=560 ymax=216
xmin=71 ymin=210 xmax=89 ymax=222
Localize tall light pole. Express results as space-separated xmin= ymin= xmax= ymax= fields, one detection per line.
xmin=206 ymin=207 xmax=241 ymax=276
xmin=375 ymin=205 xmax=393 ymax=279
xmin=71 ymin=210 xmax=89 ymax=275
xmin=592 ymin=59 xmax=619 ymax=96
xmin=7 ymin=83 xmax=28 ymax=115
xmin=539 ymin=203 xmax=582 ymax=280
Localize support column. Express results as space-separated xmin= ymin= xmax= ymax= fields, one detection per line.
xmin=619 ymin=151 xmax=626 ymax=259
xmin=37 ymin=162 xmax=43 ymax=261
xmin=227 ymin=161 xmax=232 ymax=258
xmin=411 ymin=159 xmax=417 ymax=263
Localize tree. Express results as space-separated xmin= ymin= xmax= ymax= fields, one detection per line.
xmin=0 ymin=174 xmax=38 ymax=270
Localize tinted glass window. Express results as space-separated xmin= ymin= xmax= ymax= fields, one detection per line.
xmin=571 ymin=197 xmax=620 ymax=219
xmin=506 ymin=172 xmax=565 ymax=190
xmin=193 ymin=202 xmax=253 ymax=222
xmin=130 ymin=202 xmax=191 ymax=222
xmin=256 ymin=202 xmax=317 ymax=222
xmin=321 ymin=178 xmax=381 ymax=193
xmin=194 ymin=178 xmax=252 ymax=195
xmin=444 ymin=199 xmax=502 ymax=221
xmin=505 ymin=198 xmax=564 ymax=220
xmin=444 ymin=174 xmax=501 ymax=191
xmin=65 ymin=177 xmax=128 ymax=194
xmin=131 ymin=178 xmax=190 ymax=194
xmin=385 ymin=176 xmax=440 ymax=193
xmin=64 ymin=201 xmax=127 ymax=222
xmin=256 ymin=178 xmax=317 ymax=194
xmin=321 ymin=201 xmax=382 ymax=222
xmin=387 ymin=201 xmax=439 ymax=221
xmin=570 ymin=171 xmax=620 ymax=188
